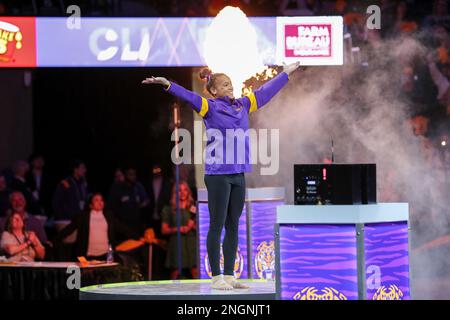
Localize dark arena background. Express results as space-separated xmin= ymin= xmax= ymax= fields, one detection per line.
xmin=32 ymin=67 xmax=192 ymax=192
xmin=0 ymin=0 xmax=450 ymax=308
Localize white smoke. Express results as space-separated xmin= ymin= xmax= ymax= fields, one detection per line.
xmin=245 ymin=35 xmax=450 ymax=298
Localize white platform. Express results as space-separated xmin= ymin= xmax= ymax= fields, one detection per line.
xmin=276 ymin=203 xmax=409 ymax=224
xmin=80 ymin=279 xmax=275 ymax=300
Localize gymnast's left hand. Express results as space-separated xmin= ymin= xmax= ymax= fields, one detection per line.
xmin=283 ymin=61 xmax=302 ymax=76
xmin=141 ymin=76 xmax=170 ymax=87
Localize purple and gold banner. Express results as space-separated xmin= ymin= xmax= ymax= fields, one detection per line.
xmin=251 ymin=201 xmax=282 ymax=280
xmin=365 ymin=222 xmax=410 ymax=300
xmin=278 ymin=224 xmax=358 ymax=300
xmin=198 ymin=202 xmax=248 ymax=279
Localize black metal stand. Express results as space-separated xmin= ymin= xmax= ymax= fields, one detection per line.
xmin=173 ymin=102 xmax=182 ymax=278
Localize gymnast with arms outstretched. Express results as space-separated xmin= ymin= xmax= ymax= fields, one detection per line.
xmin=142 ymin=61 xmax=301 ymax=290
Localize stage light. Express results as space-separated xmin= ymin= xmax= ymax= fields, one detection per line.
xmin=441 ymin=135 xmax=448 ymax=147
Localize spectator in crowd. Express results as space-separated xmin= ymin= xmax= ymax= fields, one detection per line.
xmin=0 ymin=191 xmax=47 ymax=244
xmin=333 ymin=0 xmax=348 ymax=15
xmin=114 ymin=168 xmax=125 ymax=184
xmin=107 ymin=168 xmax=125 ymax=198
xmin=401 ymin=61 xmax=416 ymax=93
xmin=175 ymin=164 xmax=198 ymax=201
xmin=161 ymin=181 xmax=197 ymax=280
xmin=379 ymin=0 xmax=399 ymax=36
xmin=437 ymin=24 xmax=450 ymax=55
xmin=410 ymin=115 xmax=430 ymax=137
xmin=50 ymin=160 xmax=88 ymax=260
xmin=107 ymin=167 xmax=149 ymax=241
xmin=53 ymin=193 xmax=138 ymax=260
xmin=146 ymin=164 xmax=171 ymax=236
xmin=52 ymin=159 xmax=89 ymax=221
xmin=433 ymin=0 xmax=450 ymax=19
xmin=107 ymin=168 xmax=125 ymax=203
xmin=279 ymin=0 xmax=322 ymax=16
xmin=340 ymin=2 xmax=367 ymax=45
xmin=433 ymin=24 xmax=450 ymax=82
xmin=392 ymin=1 xmax=418 ymax=35
xmin=427 ymin=50 xmax=450 ymax=108
xmin=10 ymin=160 xmax=43 ymax=216
xmin=409 ymin=115 xmax=442 ymax=168
xmin=0 ymin=173 xmax=11 ymax=217
xmin=1 ymin=212 xmax=45 ymax=262
xmin=423 ymin=0 xmax=450 ymax=28
xmin=26 ymin=153 xmax=54 ymax=217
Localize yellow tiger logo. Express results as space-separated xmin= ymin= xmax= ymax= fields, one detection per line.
xmin=372 ymin=285 xmax=404 ymax=300
xmin=293 ymin=287 xmax=347 ymax=300
xmin=255 ymin=241 xmax=275 ymax=280
xmin=205 ymin=245 xmax=244 ymax=278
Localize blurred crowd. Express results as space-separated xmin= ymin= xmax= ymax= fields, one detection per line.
xmin=0 ymin=157 xmax=198 ymax=280
xmin=0 ymin=0 xmax=442 ymax=18
xmin=0 ymin=0 xmax=363 ymax=17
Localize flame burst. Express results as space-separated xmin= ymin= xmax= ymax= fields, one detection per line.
xmin=242 ymin=66 xmax=278 ymax=96
xmin=204 ymin=6 xmax=266 ymax=97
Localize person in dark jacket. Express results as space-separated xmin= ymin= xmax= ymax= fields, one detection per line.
xmin=0 ymin=173 xmax=11 ymax=217
xmin=146 ymin=164 xmax=171 ymax=236
xmin=26 ymin=153 xmax=54 ymax=218
xmin=10 ymin=160 xmax=43 ymax=216
xmin=53 ymin=193 xmax=139 ymax=260
xmin=52 ymin=160 xmax=89 ymax=221
xmin=107 ymin=167 xmax=149 ymax=242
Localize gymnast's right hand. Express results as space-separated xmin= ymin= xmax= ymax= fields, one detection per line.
xmin=142 ymin=76 xmax=170 ymax=88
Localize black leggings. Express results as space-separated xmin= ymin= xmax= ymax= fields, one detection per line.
xmin=204 ymin=173 xmax=246 ymax=276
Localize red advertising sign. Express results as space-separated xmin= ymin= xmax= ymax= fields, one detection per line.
xmin=284 ymin=24 xmax=332 ymax=58
xmin=0 ymin=17 xmax=36 ymax=67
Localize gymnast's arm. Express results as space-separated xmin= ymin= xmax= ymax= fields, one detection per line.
xmin=242 ymin=61 xmax=301 ymax=113
xmin=142 ymin=76 xmax=209 ymax=118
